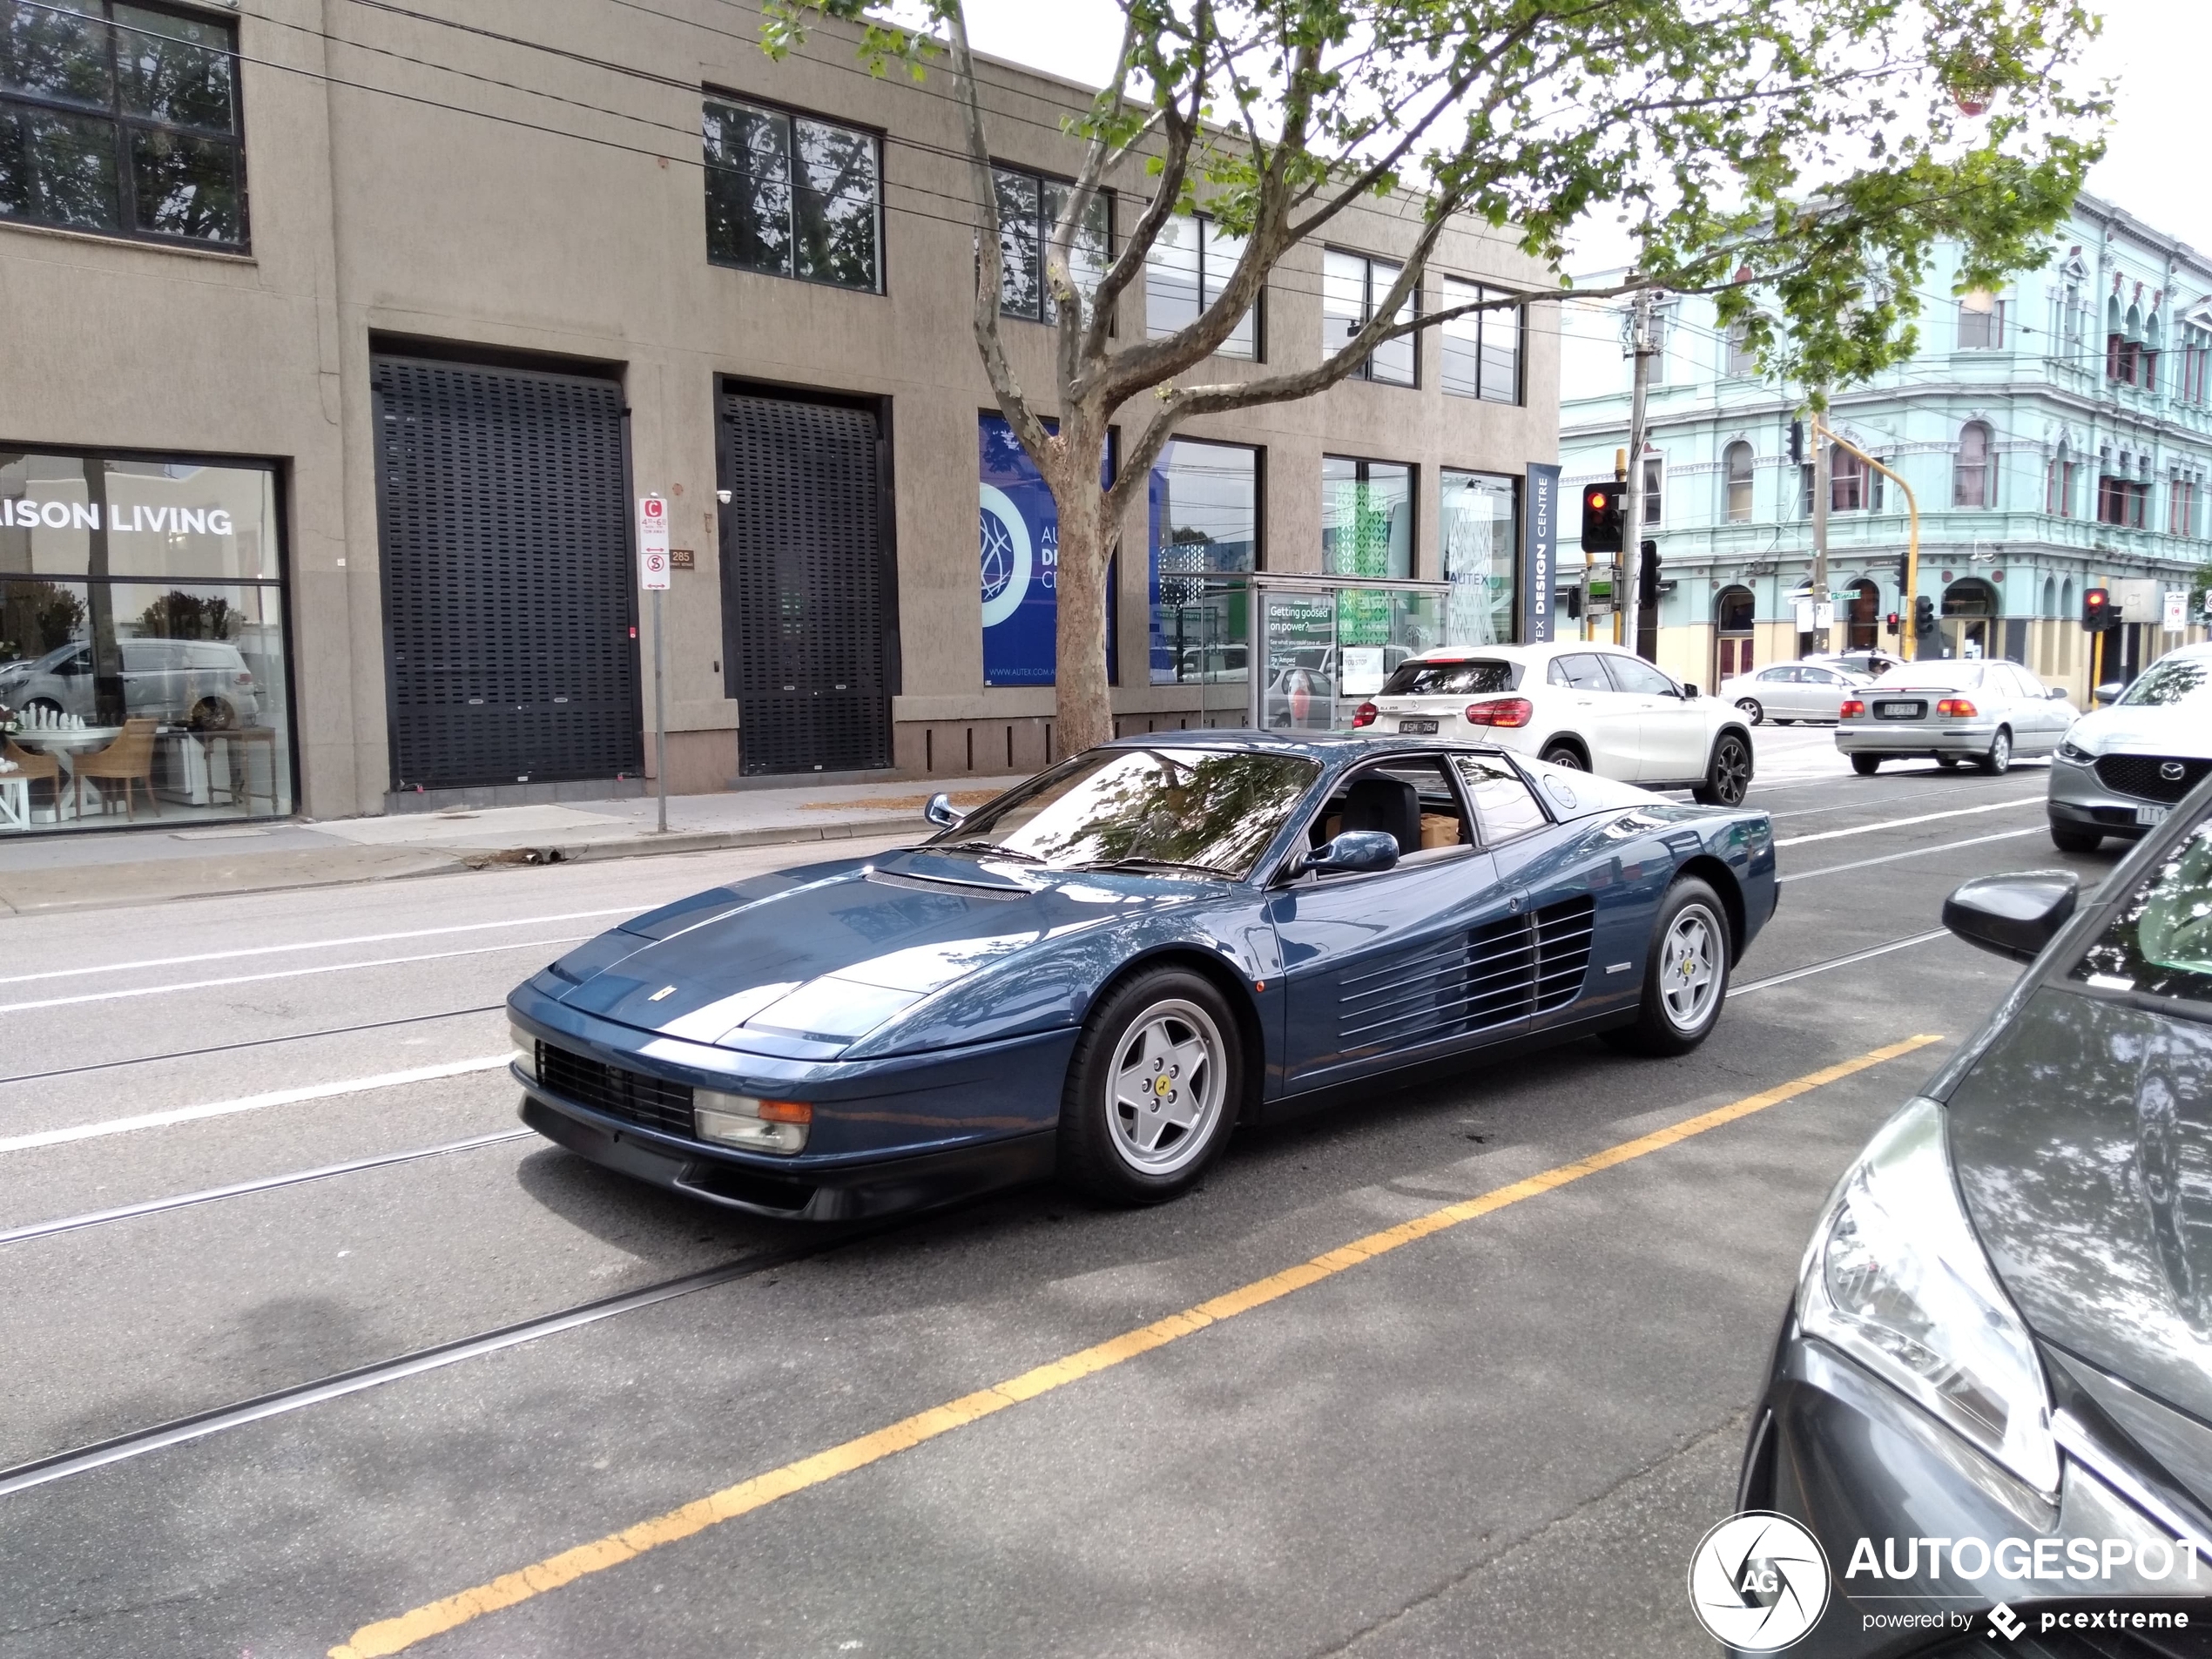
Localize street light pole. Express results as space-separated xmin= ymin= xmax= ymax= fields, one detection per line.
xmin=1817 ymin=423 xmax=1919 ymax=663
xmin=1620 ymin=288 xmax=1656 ymax=656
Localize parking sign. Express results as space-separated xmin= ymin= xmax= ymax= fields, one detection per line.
xmin=637 ymin=494 xmax=671 ymax=590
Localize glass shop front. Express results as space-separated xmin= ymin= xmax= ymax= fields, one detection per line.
xmin=0 ymin=451 xmax=293 ymax=833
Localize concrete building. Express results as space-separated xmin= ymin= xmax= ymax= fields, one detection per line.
xmin=1558 ymin=192 xmax=2212 ymax=704
xmin=0 ymin=0 xmax=1558 ymax=836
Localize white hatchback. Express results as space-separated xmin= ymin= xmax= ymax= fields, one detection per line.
xmin=1353 ymin=642 xmax=1757 ymax=805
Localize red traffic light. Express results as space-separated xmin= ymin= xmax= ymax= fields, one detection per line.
xmin=1587 ymin=489 xmax=1609 ymax=509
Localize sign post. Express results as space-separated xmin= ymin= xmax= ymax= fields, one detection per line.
xmin=638 ymin=494 xmax=671 ymax=834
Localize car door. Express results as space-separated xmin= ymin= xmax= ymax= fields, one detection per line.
xmin=2000 ymin=663 xmax=2061 ymax=752
xmin=1546 ymin=652 xmax=1645 ymax=779
xmin=1269 ymin=757 xmax=1515 ymax=1085
xmin=1601 ymin=651 xmax=1710 ymax=782
xmin=1796 ymin=666 xmax=1848 ymax=722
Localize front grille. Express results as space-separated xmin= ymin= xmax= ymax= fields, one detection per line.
xmin=536 ymin=1042 xmax=695 ymax=1138
xmin=2095 ymin=753 xmax=2212 ymax=804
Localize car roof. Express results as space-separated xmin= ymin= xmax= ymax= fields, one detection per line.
xmin=1102 ymin=729 xmax=1514 ymax=765
xmin=1399 ymin=640 xmax=1634 ymax=664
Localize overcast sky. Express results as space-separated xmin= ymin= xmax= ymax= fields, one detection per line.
xmin=961 ymin=0 xmax=2208 ymax=262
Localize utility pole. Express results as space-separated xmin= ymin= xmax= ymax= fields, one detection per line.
xmin=1809 ymin=412 xmax=1831 ymax=655
xmin=1619 ymin=288 xmax=1656 ymax=656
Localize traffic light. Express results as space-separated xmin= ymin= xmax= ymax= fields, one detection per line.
xmin=1637 ymin=539 xmax=1661 ymax=609
xmin=1885 ymin=611 xmax=1900 ymax=634
xmin=2080 ymin=586 xmax=2121 ymax=631
xmin=1581 ymin=483 xmax=1624 ymax=554
xmin=1913 ymin=596 xmax=1936 ymax=638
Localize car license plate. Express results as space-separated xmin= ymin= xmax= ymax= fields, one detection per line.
xmin=2137 ymin=803 xmax=2170 ymax=827
xmin=1398 ymin=718 xmax=1440 ymax=735
xmin=1875 ymin=701 xmax=1923 ymax=719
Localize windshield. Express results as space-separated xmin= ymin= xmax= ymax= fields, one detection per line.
xmin=929 ymin=746 xmax=1320 ymax=879
xmin=1380 ymin=658 xmax=1520 ymax=697
xmin=2117 ymin=655 xmax=2212 ymax=711
xmin=1874 ymin=663 xmax=1983 ymax=690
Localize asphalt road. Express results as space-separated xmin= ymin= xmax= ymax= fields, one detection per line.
xmin=0 ymin=727 xmax=2118 ymax=1658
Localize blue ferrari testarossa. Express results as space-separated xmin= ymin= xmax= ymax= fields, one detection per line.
xmin=508 ymin=732 xmax=1776 ymax=1218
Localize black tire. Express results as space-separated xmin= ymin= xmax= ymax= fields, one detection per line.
xmin=1774 ymin=718 xmax=1794 ymax=726
xmin=1736 ymin=698 xmax=1764 ymax=725
xmin=1851 ymin=754 xmax=1881 ymax=776
xmin=1937 ymin=756 xmax=1963 ymax=770
xmin=2051 ymin=821 xmax=2103 ymax=854
xmin=1603 ymin=878 xmax=1732 ymax=1057
xmin=1693 ymin=732 xmax=1753 ymax=806
xmin=1977 ymin=727 xmax=2013 ymax=776
xmin=1539 ymin=742 xmax=1587 ymax=771
xmin=1058 ymin=967 xmax=1242 ymax=1205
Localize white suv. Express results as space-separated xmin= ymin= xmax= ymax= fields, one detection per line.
xmin=1353 ymin=641 xmax=1756 ymax=805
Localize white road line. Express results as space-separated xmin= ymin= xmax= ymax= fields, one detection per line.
xmin=1774 ymin=797 xmax=2040 ymax=847
xmin=1764 ymin=782 xmax=2040 ymax=819
xmin=0 ymin=935 xmax=589 ymax=1015
xmin=0 ymin=1055 xmax=513 ymax=1154
xmin=1780 ymin=826 xmax=2045 ymax=884
xmin=0 ymin=907 xmax=640 ymax=987
xmin=1730 ymin=929 xmax=1952 ymax=996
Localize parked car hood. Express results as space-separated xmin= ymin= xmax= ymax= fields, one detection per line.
xmin=536 ymin=848 xmax=1213 ymax=1052
xmin=1946 ymin=984 xmax=2212 ymax=1430
xmin=2063 ymin=703 xmax=2212 ymax=759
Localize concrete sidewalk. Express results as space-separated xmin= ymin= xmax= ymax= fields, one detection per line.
xmin=0 ymin=777 xmax=1022 ymax=915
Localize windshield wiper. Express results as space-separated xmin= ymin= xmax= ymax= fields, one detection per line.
xmin=933 ymin=840 xmax=1045 ymax=864
xmin=1074 ymin=857 xmax=1232 ymax=879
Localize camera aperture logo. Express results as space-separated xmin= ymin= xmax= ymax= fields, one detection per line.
xmin=1689 ymin=1511 xmax=1831 ymax=1650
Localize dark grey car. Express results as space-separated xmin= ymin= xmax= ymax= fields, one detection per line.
xmin=1736 ymin=777 xmax=2212 ymax=1655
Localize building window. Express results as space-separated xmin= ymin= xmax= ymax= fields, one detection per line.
xmin=2062 ymin=287 xmax=2085 ymax=359
xmin=1437 ymin=275 xmax=1520 ymax=403
xmin=1149 ymin=439 xmax=1258 ymax=685
xmin=1322 ymin=250 xmax=1415 ymax=386
xmin=0 ymin=1 xmax=245 ymax=250
xmin=1952 ymin=421 xmax=1993 ymax=509
xmin=1321 ymin=456 xmax=1413 ymax=577
xmin=1723 ymin=442 xmax=1754 ymax=523
xmin=2107 ymin=332 xmax=2153 ymax=388
xmin=1145 ymin=212 xmax=1254 ymax=357
xmin=1723 ymin=320 xmax=1758 ymax=379
xmin=1641 ymin=455 xmax=1662 ymax=528
xmin=1831 ymin=448 xmax=1866 ymax=512
xmin=991 ymin=164 xmax=1111 ymax=323
xmin=1439 ymin=470 xmax=1517 ymax=644
xmin=2097 ymin=474 xmax=2148 ymax=529
xmin=1958 ymin=289 xmax=2005 ymax=349
xmin=0 ymin=450 xmax=293 ymax=832
xmin=704 ymin=96 xmax=880 ymax=291
xmin=2045 ymin=448 xmax=2076 ymax=517
xmin=2170 ymin=475 xmax=2197 ymax=537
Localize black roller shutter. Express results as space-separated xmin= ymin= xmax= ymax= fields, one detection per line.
xmin=372 ymin=356 xmax=641 ymax=790
xmin=719 ymin=390 xmax=894 ymax=775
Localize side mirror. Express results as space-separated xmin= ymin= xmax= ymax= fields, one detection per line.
xmin=1298 ymin=830 xmax=1400 ymax=877
xmin=923 ymin=792 xmax=964 ymax=830
xmin=1941 ymin=871 xmax=2079 ymax=964
xmin=2047 ymin=685 xmax=2071 ymax=700
xmin=1683 ymin=682 xmax=1701 ymax=699
xmin=2094 ymin=681 xmax=2126 ymax=707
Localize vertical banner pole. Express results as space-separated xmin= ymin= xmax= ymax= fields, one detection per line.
xmin=637 ymin=490 xmax=672 ymax=833
xmin=652 ymin=585 xmax=668 ymax=834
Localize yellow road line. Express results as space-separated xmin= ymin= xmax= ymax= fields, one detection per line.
xmin=330 ymin=1033 xmax=1943 ymax=1659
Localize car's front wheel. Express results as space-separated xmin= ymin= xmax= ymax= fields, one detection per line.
xmin=1604 ymin=878 xmax=1731 ymax=1056
xmin=1693 ymin=732 xmax=1753 ymax=806
xmin=2051 ymin=821 xmax=2103 ymax=853
xmin=1059 ymin=968 xmax=1241 ymax=1205
xmin=1736 ymin=698 xmax=1764 ymax=725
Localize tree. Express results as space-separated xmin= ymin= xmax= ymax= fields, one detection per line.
xmin=768 ymin=0 xmax=2105 ymax=752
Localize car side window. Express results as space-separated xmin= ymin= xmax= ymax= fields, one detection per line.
xmin=1804 ymin=668 xmax=1837 ymax=685
xmin=1550 ymin=653 xmax=1612 ymax=691
xmin=2072 ymin=816 xmax=2212 ymax=1006
xmin=1452 ymin=755 xmax=1548 ymax=845
xmin=1307 ymin=758 xmax=1474 ymax=868
xmin=1602 ymin=655 xmax=1680 ymax=697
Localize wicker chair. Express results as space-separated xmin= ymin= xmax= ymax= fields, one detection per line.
xmin=74 ymin=718 xmax=160 ymax=820
xmin=3 ymin=738 xmax=62 ymax=821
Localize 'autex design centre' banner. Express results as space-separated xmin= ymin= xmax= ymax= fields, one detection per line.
xmin=979 ymin=414 xmax=1115 ymax=687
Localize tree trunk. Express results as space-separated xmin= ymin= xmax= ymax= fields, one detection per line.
xmin=1046 ymin=450 xmax=1116 ymax=757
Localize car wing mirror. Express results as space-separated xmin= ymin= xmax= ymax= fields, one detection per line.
xmin=1298 ymin=830 xmax=1400 ymax=877
xmin=2047 ymin=685 xmax=2072 ymax=700
xmin=2094 ymin=681 xmax=2126 ymax=707
xmin=1682 ymin=682 xmax=1700 ymax=698
xmin=923 ymin=792 xmax=964 ymax=830
xmin=1941 ymin=871 xmax=2079 ymax=963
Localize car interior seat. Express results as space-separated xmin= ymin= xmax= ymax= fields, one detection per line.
xmin=1335 ymin=773 xmax=1422 ymax=857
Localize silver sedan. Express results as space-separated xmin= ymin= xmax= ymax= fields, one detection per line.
xmin=1834 ymin=658 xmax=2077 ymax=776
xmin=1718 ymin=661 xmax=1870 ymax=725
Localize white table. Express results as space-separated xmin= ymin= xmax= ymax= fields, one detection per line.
xmin=0 ymin=772 xmax=25 ymax=829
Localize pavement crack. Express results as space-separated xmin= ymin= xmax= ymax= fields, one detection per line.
xmin=1307 ymin=1412 xmax=1752 ymax=1658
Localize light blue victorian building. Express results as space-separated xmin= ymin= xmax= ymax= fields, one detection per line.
xmin=1558 ymin=191 xmax=2212 ymax=701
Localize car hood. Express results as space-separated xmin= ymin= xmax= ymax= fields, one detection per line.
xmin=2065 ymin=704 xmax=2212 ymax=759
xmin=536 ymin=849 xmax=1215 ymax=1052
xmin=1946 ymin=984 xmax=2212 ymax=1430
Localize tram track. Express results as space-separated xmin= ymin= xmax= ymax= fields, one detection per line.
xmin=0 ymin=1002 xmax=505 ymax=1089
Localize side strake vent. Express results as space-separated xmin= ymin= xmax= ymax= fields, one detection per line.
xmin=1531 ymin=895 xmax=1596 ymax=1014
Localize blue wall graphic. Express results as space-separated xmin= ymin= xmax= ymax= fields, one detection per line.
xmin=979 ymin=414 xmax=1114 ymax=686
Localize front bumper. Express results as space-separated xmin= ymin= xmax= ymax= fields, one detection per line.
xmin=1735 ymin=1326 xmax=2207 ymax=1657
xmin=2047 ymin=753 xmax=2172 ymax=842
xmin=1835 ymin=722 xmax=1999 ymax=759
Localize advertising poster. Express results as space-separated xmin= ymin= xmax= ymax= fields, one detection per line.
xmin=1521 ymin=462 xmax=1559 ymax=644
xmin=979 ymin=415 xmax=1114 ymax=686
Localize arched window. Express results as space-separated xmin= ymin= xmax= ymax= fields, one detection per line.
xmin=2046 ymin=440 xmax=2074 ymax=516
xmin=2059 ymin=579 xmax=2074 ymax=672
xmin=1953 ymin=421 xmax=1993 ymax=508
xmin=1714 ymin=585 xmax=1756 ymax=681
xmin=1723 ymin=441 xmax=1754 ymax=523
xmin=2041 ymin=575 xmax=2057 ymax=617
xmin=1724 ymin=320 xmax=1757 ymax=379
xmin=1846 ymin=577 xmax=1880 ymax=650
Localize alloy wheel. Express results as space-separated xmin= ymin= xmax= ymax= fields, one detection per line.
xmin=1981 ymin=729 xmax=2012 ymax=775
xmin=1659 ymin=904 xmax=1723 ymax=1033
xmin=1710 ymin=737 xmax=1751 ymax=806
xmin=1736 ymin=698 xmax=1763 ymax=725
xmin=1107 ymin=999 xmax=1227 ymax=1176
xmin=1541 ymin=745 xmax=1586 ymax=771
